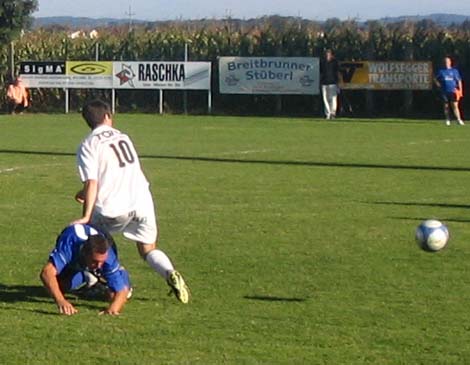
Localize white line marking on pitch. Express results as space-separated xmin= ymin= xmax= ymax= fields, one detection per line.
xmin=407 ymin=139 xmax=464 ymax=145
xmin=140 ymin=149 xmax=273 ymax=159
xmin=211 ymin=149 xmax=273 ymax=156
xmin=0 ymin=167 xmax=19 ymax=174
xmin=0 ymin=163 xmax=69 ymax=175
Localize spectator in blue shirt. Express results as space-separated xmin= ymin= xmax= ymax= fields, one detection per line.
xmin=40 ymin=224 xmax=131 ymax=316
xmin=434 ymin=57 xmax=464 ymax=125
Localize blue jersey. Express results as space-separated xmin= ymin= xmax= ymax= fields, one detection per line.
xmin=436 ymin=67 xmax=462 ymax=93
xmin=49 ymin=224 xmax=128 ymax=292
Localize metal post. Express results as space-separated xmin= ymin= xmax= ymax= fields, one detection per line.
xmin=10 ymin=42 xmax=14 ymax=80
xmin=95 ymin=43 xmax=99 ymax=61
xmin=183 ymin=42 xmax=188 ymax=114
xmin=65 ymin=89 xmax=69 ymax=113
xmin=208 ymin=90 xmax=212 ymax=114
xmin=112 ymin=89 xmax=116 ymax=114
xmin=159 ymin=89 xmax=163 ymax=114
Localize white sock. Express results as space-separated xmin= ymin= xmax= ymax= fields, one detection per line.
xmin=145 ymin=249 xmax=175 ymax=279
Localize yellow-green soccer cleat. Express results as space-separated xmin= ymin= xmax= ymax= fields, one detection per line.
xmin=167 ymin=271 xmax=190 ymax=304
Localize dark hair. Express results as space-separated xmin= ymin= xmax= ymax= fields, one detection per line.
xmin=444 ymin=56 xmax=453 ymax=65
xmin=82 ymin=99 xmax=111 ymax=129
xmin=82 ymin=235 xmax=110 ymax=257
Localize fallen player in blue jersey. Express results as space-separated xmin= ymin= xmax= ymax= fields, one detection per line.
xmin=40 ymin=224 xmax=131 ymax=316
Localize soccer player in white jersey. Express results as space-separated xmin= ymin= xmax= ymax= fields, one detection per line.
xmin=72 ymin=99 xmax=189 ymax=304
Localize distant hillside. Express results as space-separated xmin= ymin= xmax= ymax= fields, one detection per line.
xmin=32 ymin=13 xmax=470 ymax=29
xmin=379 ymin=13 xmax=470 ymax=25
xmin=33 ymin=16 xmax=149 ymax=28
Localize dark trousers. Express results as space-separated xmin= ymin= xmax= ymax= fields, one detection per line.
xmin=8 ymin=100 xmax=27 ymax=114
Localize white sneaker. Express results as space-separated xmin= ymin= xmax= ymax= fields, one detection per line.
xmin=445 ymin=120 xmax=451 ymax=126
xmin=458 ymin=120 xmax=465 ymax=125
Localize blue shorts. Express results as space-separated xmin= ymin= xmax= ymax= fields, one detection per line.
xmin=58 ymin=267 xmax=131 ymax=293
xmin=441 ymin=92 xmax=458 ymax=103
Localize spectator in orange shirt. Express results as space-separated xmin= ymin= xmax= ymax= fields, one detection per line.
xmin=7 ymin=77 xmax=29 ymax=114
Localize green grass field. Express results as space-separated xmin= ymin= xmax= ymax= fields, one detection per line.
xmin=1 ymin=113 xmax=470 ymax=364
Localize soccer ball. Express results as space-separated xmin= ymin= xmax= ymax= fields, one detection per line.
xmin=415 ymin=220 xmax=449 ymax=252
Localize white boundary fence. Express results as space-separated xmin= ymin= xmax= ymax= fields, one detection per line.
xmin=15 ymin=54 xmax=433 ymax=115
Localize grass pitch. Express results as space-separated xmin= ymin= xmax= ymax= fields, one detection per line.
xmin=1 ymin=113 xmax=470 ymax=364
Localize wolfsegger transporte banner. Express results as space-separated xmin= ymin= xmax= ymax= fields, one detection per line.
xmin=340 ymin=61 xmax=432 ymax=90
xmin=112 ymin=62 xmax=211 ymax=89
xmin=219 ymin=57 xmax=320 ymax=95
xmin=20 ymin=61 xmax=113 ymax=88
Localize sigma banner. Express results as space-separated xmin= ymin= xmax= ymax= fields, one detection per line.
xmin=340 ymin=61 xmax=432 ymax=90
xmin=219 ymin=57 xmax=320 ymax=95
xmin=112 ymin=62 xmax=211 ymax=89
xmin=20 ymin=61 xmax=113 ymax=88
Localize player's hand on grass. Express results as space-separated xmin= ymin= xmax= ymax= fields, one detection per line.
xmin=57 ymin=299 xmax=78 ymax=316
xmin=99 ymin=309 xmax=120 ymax=316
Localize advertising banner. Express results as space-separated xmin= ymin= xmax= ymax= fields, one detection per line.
xmin=65 ymin=61 xmax=113 ymax=88
xmin=219 ymin=57 xmax=320 ymax=95
xmin=20 ymin=61 xmax=66 ymax=88
xmin=340 ymin=61 xmax=432 ymax=90
xmin=20 ymin=61 xmax=113 ymax=88
xmin=112 ymin=62 xmax=211 ymax=89
xmin=20 ymin=61 xmax=211 ymax=90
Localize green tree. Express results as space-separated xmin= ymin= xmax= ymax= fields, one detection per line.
xmin=0 ymin=0 xmax=37 ymax=43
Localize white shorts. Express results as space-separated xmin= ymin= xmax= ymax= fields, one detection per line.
xmin=91 ymin=200 xmax=158 ymax=245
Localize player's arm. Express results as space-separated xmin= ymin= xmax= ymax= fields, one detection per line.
xmin=458 ymin=80 xmax=463 ymax=96
xmin=433 ymin=71 xmax=443 ymax=89
xmin=72 ymin=179 xmax=98 ymax=224
xmin=40 ymin=262 xmax=78 ymax=315
xmin=100 ymin=258 xmax=131 ymax=315
xmin=101 ymin=287 xmax=130 ymax=315
xmin=336 ymin=60 xmax=342 ymax=86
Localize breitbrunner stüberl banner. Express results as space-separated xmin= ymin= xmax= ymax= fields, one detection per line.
xmin=219 ymin=57 xmax=320 ymax=95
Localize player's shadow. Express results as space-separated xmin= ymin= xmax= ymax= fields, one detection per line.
xmin=372 ymin=201 xmax=470 ymax=223
xmin=0 ymin=283 xmax=50 ymax=304
xmin=0 ymin=283 xmax=108 ymax=312
xmin=372 ymin=201 xmax=470 ymax=209
xmin=391 ymin=216 xmax=470 ymax=223
xmin=2 ymin=149 xmax=470 ymax=173
xmin=243 ymin=295 xmax=307 ymax=303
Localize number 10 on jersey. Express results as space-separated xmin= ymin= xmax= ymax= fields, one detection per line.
xmin=109 ymin=140 xmax=135 ymax=167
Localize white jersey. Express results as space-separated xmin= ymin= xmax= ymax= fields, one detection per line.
xmin=77 ymin=125 xmax=151 ymax=218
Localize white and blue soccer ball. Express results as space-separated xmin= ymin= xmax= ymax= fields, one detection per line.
xmin=415 ymin=220 xmax=449 ymax=252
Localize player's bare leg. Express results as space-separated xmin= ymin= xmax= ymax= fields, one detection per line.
xmin=451 ymin=101 xmax=464 ymax=125
xmin=136 ymin=242 xmax=190 ymax=303
xmin=443 ymin=103 xmax=451 ymax=125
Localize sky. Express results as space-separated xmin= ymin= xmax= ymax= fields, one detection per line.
xmin=34 ymin=0 xmax=470 ymax=21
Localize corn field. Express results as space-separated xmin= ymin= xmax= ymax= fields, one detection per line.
xmin=2 ymin=18 xmax=470 ymax=116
